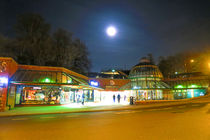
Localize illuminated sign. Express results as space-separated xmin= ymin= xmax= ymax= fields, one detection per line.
xmin=0 ymin=77 xmax=8 ymax=87
xmin=90 ymin=80 xmax=99 ymax=87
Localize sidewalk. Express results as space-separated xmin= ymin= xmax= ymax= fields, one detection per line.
xmin=1 ymin=95 xmax=210 ymax=117
xmin=0 ymin=103 xmax=130 ymax=117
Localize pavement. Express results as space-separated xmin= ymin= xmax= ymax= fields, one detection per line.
xmin=1 ymin=98 xmax=210 ymax=140
xmin=1 ymin=95 xmax=210 ymax=117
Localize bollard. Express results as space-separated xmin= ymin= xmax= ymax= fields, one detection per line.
xmin=130 ymin=96 xmax=134 ymax=105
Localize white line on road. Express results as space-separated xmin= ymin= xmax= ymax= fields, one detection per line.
xmin=12 ymin=118 xmax=29 ymax=121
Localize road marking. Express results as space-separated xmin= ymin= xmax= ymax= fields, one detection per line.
xmin=12 ymin=118 xmax=29 ymax=121
xmin=40 ymin=117 xmax=56 ymax=119
xmin=177 ymin=106 xmax=186 ymax=108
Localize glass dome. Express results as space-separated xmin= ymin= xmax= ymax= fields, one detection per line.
xmin=129 ymin=58 xmax=169 ymax=89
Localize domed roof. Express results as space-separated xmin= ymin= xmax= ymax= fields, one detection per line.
xmin=129 ymin=58 xmax=163 ymax=79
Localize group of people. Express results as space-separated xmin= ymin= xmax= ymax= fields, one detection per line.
xmin=113 ymin=94 xmax=126 ymax=103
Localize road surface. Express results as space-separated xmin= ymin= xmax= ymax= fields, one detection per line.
xmin=0 ymin=102 xmax=210 ymax=140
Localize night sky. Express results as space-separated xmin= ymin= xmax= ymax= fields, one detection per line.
xmin=1 ymin=0 xmax=210 ymax=72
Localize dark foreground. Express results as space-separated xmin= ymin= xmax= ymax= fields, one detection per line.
xmin=0 ymin=102 xmax=210 ymax=140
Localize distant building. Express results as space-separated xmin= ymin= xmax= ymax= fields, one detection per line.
xmin=164 ymin=72 xmax=209 ymax=99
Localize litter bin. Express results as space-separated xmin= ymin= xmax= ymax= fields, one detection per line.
xmin=130 ymin=96 xmax=134 ymax=105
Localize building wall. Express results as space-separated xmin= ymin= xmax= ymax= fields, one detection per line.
xmin=0 ymin=57 xmax=18 ymax=111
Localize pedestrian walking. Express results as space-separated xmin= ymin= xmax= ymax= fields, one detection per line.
xmin=82 ymin=93 xmax=85 ymax=105
xmin=124 ymin=95 xmax=126 ymax=101
xmin=113 ymin=94 xmax=116 ymax=102
xmin=117 ymin=94 xmax=121 ymax=103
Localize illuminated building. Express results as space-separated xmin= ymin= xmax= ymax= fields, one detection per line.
xmin=0 ymin=57 xmax=101 ymax=111
xmin=120 ymin=57 xmax=173 ymax=100
xmin=89 ymin=78 xmax=131 ymax=104
xmin=88 ymin=70 xmax=131 ymax=104
xmin=164 ymin=72 xmax=209 ymax=99
xmin=1 ymin=57 xmax=210 ymax=112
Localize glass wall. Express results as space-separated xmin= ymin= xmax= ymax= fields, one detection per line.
xmin=135 ymin=90 xmax=163 ymax=100
xmin=11 ymin=69 xmax=75 ymax=84
xmin=14 ymin=85 xmax=94 ymax=105
xmin=173 ymin=89 xmax=206 ymax=99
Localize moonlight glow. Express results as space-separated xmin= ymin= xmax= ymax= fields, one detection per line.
xmin=106 ymin=26 xmax=117 ymax=37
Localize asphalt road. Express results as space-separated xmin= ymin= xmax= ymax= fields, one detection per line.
xmin=0 ymin=102 xmax=210 ymax=140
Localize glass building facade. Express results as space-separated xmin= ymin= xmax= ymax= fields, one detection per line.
xmin=10 ymin=68 xmax=96 ymax=105
xmin=121 ymin=58 xmax=173 ymax=100
xmin=164 ymin=72 xmax=209 ymax=99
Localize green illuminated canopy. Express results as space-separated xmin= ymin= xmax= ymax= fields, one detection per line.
xmin=10 ymin=69 xmax=87 ymax=85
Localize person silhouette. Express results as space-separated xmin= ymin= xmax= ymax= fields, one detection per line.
xmin=117 ymin=94 xmax=121 ymax=103
xmin=113 ymin=94 xmax=116 ymax=102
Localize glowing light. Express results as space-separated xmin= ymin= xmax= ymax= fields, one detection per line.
xmin=176 ymin=85 xmax=184 ymax=88
xmin=67 ymin=80 xmax=72 ymax=83
xmin=190 ymin=59 xmax=194 ymax=63
xmin=133 ymin=86 xmax=140 ymax=89
xmin=33 ymin=87 xmax=41 ymax=90
xmin=90 ymin=80 xmax=99 ymax=87
xmin=190 ymin=84 xmax=198 ymax=88
xmin=44 ymin=78 xmax=50 ymax=83
xmin=190 ymin=89 xmax=194 ymax=98
xmin=62 ymin=103 xmax=83 ymax=108
xmin=112 ymin=69 xmax=115 ymax=72
xmin=0 ymin=77 xmax=8 ymax=84
xmin=200 ymin=92 xmax=204 ymax=96
xmin=106 ymin=26 xmax=117 ymax=37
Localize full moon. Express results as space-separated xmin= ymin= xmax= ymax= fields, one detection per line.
xmin=106 ymin=26 xmax=117 ymax=37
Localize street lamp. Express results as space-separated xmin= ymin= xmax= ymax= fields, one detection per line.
xmin=190 ymin=59 xmax=195 ymax=72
